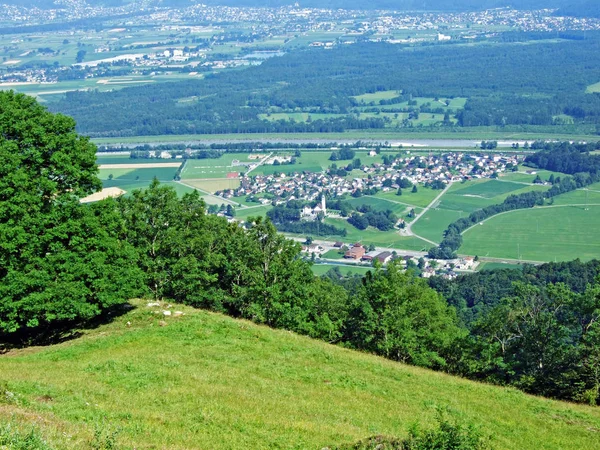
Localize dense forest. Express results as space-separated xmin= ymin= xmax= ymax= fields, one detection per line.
xmin=2 ymin=92 xmax=600 ymax=408
xmin=48 ymin=39 xmax=600 ymax=136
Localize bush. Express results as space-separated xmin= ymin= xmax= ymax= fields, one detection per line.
xmin=0 ymin=422 xmax=54 ymax=450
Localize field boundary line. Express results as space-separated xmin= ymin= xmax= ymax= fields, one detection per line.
xmin=460 ymin=203 xmax=600 ymax=236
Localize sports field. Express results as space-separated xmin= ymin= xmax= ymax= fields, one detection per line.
xmin=461 ymin=205 xmax=600 ymax=262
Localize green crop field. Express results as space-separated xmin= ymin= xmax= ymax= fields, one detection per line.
xmin=1 ymin=298 xmax=599 ymax=449
xmin=477 ymin=262 xmax=525 ymax=271
xmin=353 ymin=90 xmax=403 ymax=102
xmin=450 ymin=179 xmax=525 ymax=199
xmin=181 ymin=154 xmax=245 ymax=179
xmin=311 ymin=263 xmax=373 ymax=276
xmin=346 ymin=196 xmax=411 ymax=216
xmin=235 ymin=205 xmax=273 ymax=220
xmin=412 ymin=180 xmax=548 ymax=243
xmin=461 ymin=205 xmax=600 ymax=262
xmin=376 ymin=187 xmax=440 ymax=208
xmin=322 ymin=249 xmax=346 ymax=260
xmin=101 ymin=167 xmax=179 ymax=183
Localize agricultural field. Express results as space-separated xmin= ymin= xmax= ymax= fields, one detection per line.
xmin=323 ymin=217 xmax=430 ymax=251
xmin=375 ymin=186 xmax=440 ymax=208
xmin=310 ymin=263 xmax=373 ymax=276
xmin=411 ymin=180 xmax=548 ymax=243
xmin=345 ymin=196 xmax=413 ymax=216
xmin=476 ymin=262 xmax=525 ymax=271
xmin=352 ymin=90 xmax=403 ymax=103
xmin=461 ymin=205 xmax=600 ymax=262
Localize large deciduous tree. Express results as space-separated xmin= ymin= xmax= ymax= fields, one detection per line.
xmin=0 ymin=92 xmax=142 ymax=340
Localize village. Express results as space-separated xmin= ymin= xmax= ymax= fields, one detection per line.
xmin=217 ymin=151 xmax=522 ymax=204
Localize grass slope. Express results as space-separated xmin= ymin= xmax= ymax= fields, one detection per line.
xmin=1 ymin=300 xmax=600 ymax=449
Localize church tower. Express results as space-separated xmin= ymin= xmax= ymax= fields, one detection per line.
xmin=321 ymin=194 xmax=327 ymax=217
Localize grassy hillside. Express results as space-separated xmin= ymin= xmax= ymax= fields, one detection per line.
xmin=1 ymin=299 xmax=600 ymax=449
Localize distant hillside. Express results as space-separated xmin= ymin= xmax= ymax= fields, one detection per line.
xmin=0 ymin=298 xmax=599 ymax=449
xmin=3 ymin=0 xmax=599 ymax=15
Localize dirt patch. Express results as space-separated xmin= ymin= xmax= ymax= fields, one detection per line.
xmin=80 ymin=187 xmax=126 ymax=203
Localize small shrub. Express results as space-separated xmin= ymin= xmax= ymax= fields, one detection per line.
xmin=327 ymin=410 xmax=492 ymax=450
xmin=0 ymin=422 xmax=54 ymax=450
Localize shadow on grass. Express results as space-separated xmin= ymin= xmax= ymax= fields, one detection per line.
xmin=0 ymin=302 xmax=136 ymax=354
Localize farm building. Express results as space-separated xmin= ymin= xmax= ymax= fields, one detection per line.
xmin=345 ymin=244 xmax=365 ymax=260
xmin=361 ymin=251 xmax=381 ymax=261
xmin=375 ymin=251 xmax=393 ymax=264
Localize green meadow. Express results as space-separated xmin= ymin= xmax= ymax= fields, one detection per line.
xmin=412 ymin=180 xmax=548 ymax=243
xmin=310 ymin=264 xmax=373 ymax=276
xmin=323 ymin=217 xmax=430 ymax=251
xmin=1 ymin=299 xmax=600 ymax=449
xmin=461 ymin=205 xmax=600 ymax=262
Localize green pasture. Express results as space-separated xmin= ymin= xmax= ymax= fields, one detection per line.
xmin=101 ymin=167 xmax=178 ymax=183
xmin=322 ymin=249 xmax=346 ymax=260
xmin=311 ymin=264 xmax=373 ymax=276
xmin=550 ymin=188 xmax=600 ymax=206
xmin=323 ymin=218 xmax=430 ymax=251
xmin=450 ymin=179 xmax=525 ymax=199
xmin=500 ymin=167 xmax=563 ymax=183
xmin=180 ymin=154 xmax=245 ymax=179
xmin=353 ymin=90 xmax=403 ymax=102
xmin=411 ymin=208 xmax=462 ymax=244
xmin=235 ymin=205 xmax=273 ymax=220
xmin=183 ymin=178 xmax=241 ymax=193
xmin=476 ymin=262 xmax=525 ymax=272
xmin=345 ymin=196 xmax=411 ymax=216
xmin=461 ymin=205 xmax=600 ymax=262
xmin=3 ymin=298 xmax=597 ymax=449
xmin=411 ymin=180 xmax=549 ymax=242
xmin=376 ymin=187 xmax=440 ymax=208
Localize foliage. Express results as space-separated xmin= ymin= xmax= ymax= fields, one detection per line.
xmin=0 ymin=422 xmax=54 ymax=450
xmin=329 ymin=410 xmax=491 ymax=450
xmin=267 ymin=204 xmax=346 ymax=236
xmin=0 ymin=91 xmax=143 ymax=340
xmin=345 ymin=263 xmax=465 ymax=369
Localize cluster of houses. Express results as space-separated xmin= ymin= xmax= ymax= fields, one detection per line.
xmin=215 ymin=151 xmax=522 ymax=204
xmin=301 ymin=242 xmax=478 ymax=279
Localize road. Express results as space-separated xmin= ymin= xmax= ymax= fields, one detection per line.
xmin=404 ymin=182 xmax=454 ymax=246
